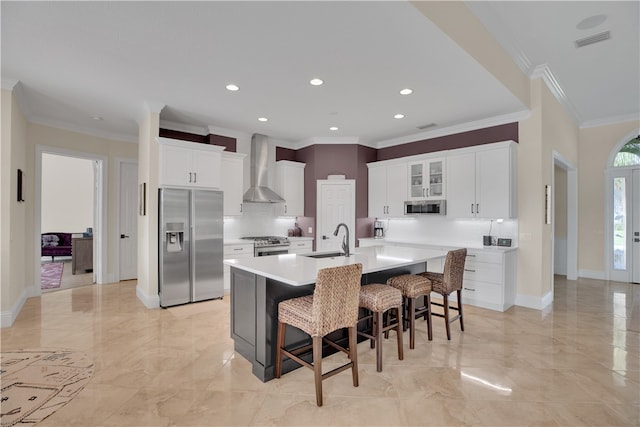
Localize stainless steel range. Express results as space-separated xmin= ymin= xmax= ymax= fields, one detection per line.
xmin=241 ymin=236 xmax=291 ymax=257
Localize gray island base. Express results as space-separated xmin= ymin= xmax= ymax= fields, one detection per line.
xmin=227 ymin=245 xmax=448 ymax=382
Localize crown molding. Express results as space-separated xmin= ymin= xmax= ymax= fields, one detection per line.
xmin=530 ymin=64 xmax=582 ymax=126
xmin=374 ymin=110 xmax=530 ymax=149
xmin=580 ymin=113 xmax=640 ymax=129
xmin=1 ymin=79 xmax=19 ymax=91
xmin=135 ymin=101 xmax=165 ymax=126
xmin=29 ymin=115 xmax=138 ymax=144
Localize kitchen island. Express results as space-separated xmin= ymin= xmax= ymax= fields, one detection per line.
xmin=225 ymin=245 xmax=448 ymax=382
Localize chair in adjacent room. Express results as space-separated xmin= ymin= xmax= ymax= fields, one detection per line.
xmin=386 ymin=274 xmax=433 ymax=349
xmin=357 ymin=284 xmax=403 ymax=372
xmin=419 ymin=248 xmax=467 ymax=340
xmin=275 ymin=263 xmax=363 ymax=407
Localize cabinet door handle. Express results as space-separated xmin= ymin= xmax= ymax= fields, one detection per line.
xmin=284 ymin=205 xmax=287 ymax=214
xmin=189 ymin=172 xmax=193 ymax=183
xmin=471 ymin=204 xmax=474 ymax=214
xmin=476 ymin=203 xmax=479 ymax=214
xmin=194 ymin=172 xmax=197 ymax=183
xmin=422 ymin=188 xmax=426 ymax=197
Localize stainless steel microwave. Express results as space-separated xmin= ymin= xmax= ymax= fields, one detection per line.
xmin=404 ymin=200 xmax=446 ymax=215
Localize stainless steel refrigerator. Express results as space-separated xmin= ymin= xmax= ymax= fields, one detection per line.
xmin=159 ymin=188 xmax=223 ymax=307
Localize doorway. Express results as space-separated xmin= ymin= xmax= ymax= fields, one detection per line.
xmin=316 ymin=179 xmax=355 ymax=253
xmin=551 ymin=151 xmax=578 ymax=286
xmin=35 ymin=145 xmax=107 ymax=295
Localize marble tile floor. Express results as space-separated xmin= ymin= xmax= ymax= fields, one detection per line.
xmin=2 ymin=276 xmax=639 ymax=426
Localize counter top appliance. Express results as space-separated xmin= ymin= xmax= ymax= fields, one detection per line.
xmin=241 ymin=236 xmax=290 ymax=256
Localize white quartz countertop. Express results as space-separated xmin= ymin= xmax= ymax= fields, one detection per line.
xmin=287 ymin=236 xmax=314 ymax=241
xmin=224 ymin=245 xmax=447 ymax=286
xmin=224 ymin=239 xmax=252 ymax=245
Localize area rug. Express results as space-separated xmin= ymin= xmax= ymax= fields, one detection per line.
xmin=40 ymin=263 xmax=63 ymax=290
xmin=0 ymin=349 xmax=94 ymax=426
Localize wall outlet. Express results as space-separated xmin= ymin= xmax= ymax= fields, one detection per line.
xmin=308 ymin=227 xmax=313 ymax=233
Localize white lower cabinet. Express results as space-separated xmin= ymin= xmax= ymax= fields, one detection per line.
xmin=458 ymin=250 xmax=517 ymax=312
xmin=223 ymin=243 xmax=254 ymax=290
xmin=289 ymin=239 xmax=313 ymax=254
xmin=357 ymin=239 xmax=517 ymax=312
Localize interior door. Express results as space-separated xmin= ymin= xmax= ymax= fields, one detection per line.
xmin=633 ymin=169 xmax=640 ymax=283
xmin=316 ymin=180 xmax=355 ymax=252
xmin=119 ymin=161 xmax=138 ymax=281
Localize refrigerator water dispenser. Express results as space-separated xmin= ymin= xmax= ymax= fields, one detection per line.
xmin=165 ymin=222 xmax=184 ymax=253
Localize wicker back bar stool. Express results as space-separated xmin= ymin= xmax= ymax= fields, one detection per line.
xmin=386 ymin=274 xmax=433 ymax=349
xmin=419 ymin=248 xmax=467 ymax=340
xmin=357 ymin=284 xmax=403 ymax=372
xmin=275 ymin=263 xmax=363 ymax=407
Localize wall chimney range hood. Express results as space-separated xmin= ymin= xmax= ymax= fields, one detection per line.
xmin=242 ymin=133 xmax=285 ymax=203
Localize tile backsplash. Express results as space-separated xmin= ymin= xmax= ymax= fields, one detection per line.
xmin=374 ymin=216 xmax=518 ymax=248
xmin=224 ymin=203 xmax=296 ymax=239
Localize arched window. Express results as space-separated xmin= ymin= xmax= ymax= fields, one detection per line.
xmin=613 ymin=137 xmax=640 ymax=167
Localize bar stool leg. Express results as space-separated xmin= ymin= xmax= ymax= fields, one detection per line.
xmin=348 ymin=326 xmax=359 ymax=387
xmin=443 ymin=294 xmax=451 ymax=340
xmin=371 ymin=310 xmax=376 ymax=349
xmin=457 ymin=289 xmax=465 ymax=331
xmin=313 ymin=335 xmax=323 ymax=406
xmin=408 ymin=297 xmax=416 ymax=349
xmin=395 ymin=305 xmax=404 ymax=361
xmin=375 ymin=311 xmax=383 ymax=372
xmin=426 ymin=295 xmax=433 ymax=341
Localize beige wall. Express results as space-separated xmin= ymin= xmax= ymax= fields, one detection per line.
xmin=41 ymin=154 xmax=94 ymax=233
xmin=579 ymin=121 xmax=640 ymax=274
xmin=1 ymin=88 xmax=28 ymax=320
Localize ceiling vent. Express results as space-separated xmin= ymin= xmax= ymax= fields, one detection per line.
xmin=574 ymin=31 xmax=610 ymax=48
xmin=416 ymin=123 xmax=437 ymax=130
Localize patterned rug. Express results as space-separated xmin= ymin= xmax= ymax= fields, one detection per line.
xmin=40 ymin=263 xmax=63 ymax=289
xmin=0 ymin=349 xmax=94 ymax=426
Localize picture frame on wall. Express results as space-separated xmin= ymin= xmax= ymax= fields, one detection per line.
xmin=17 ymin=169 xmax=24 ymax=202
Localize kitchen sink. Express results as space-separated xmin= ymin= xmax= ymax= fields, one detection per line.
xmin=302 ymin=252 xmax=347 ymax=259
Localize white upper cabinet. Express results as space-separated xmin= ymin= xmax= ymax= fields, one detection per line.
xmin=446 ymin=141 xmax=517 ymax=219
xmin=368 ymin=162 xmax=407 ymax=217
xmin=221 ymin=151 xmax=246 ymax=216
xmin=158 ymin=137 xmax=224 ymax=189
xmin=407 ymin=158 xmax=445 ymax=200
xmin=275 ymin=161 xmax=305 ymax=216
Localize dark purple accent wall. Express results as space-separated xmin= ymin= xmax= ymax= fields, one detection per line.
xmin=276 ymin=147 xmax=297 ymax=161
xmin=159 ymin=128 xmax=206 ymax=143
xmin=159 ymin=128 xmax=237 ymax=152
xmin=208 ymin=134 xmax=237 ymax=152
xmin=376 ymin=122 xmax=518 ymax=161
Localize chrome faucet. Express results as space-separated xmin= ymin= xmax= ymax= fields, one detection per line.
xmin=333 ymin=223 xmax=350 ymax=257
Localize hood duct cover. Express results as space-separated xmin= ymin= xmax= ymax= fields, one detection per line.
xmin=242 ymin=133 xmax=285 ymax=203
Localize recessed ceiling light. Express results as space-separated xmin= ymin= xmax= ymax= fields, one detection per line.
xmin=329 ymin=126 xmax=338 ymax=131
xmin=258 ymin=117 xmax=268 ymax=122
xmin=90 ymin=115 xmax=103 ymax=121
xmin=226 ymin=84 xmax=239 ymax=91
xmin=310 ymin=78 xmax=324 ymax=86
xmin=400 ymin=88 xmax=413 ymax=95
xmin=394 ymin=114 xmax=405 ymax=119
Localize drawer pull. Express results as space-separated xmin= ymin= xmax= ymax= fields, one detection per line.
xmin=463 ymin=287 xmax=475 ymax=291
xmin=467 ymin=254 xmax=476 ymax=258
xmin=233 ymin=248 xmax=243 ymax=251
xmin=464 ymin=268 xmax=476 ymax=273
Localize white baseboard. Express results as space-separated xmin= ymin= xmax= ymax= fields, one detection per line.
xmin=0 ymin=288 xmax=28 ymax=328
xmin=579 ymin=269 xmax=605 ymax=280
xmin=515 ymin=290 xmax=553 ymax=310
xmin=136 ymin=285 xmax=160 ymax=309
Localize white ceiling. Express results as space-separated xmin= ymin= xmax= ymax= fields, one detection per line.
xmin=2 ymin=1 xmax=638 ymax=147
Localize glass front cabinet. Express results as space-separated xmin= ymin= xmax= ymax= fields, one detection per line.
xmin=407 ymin=158 xmax=445 ymax=201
